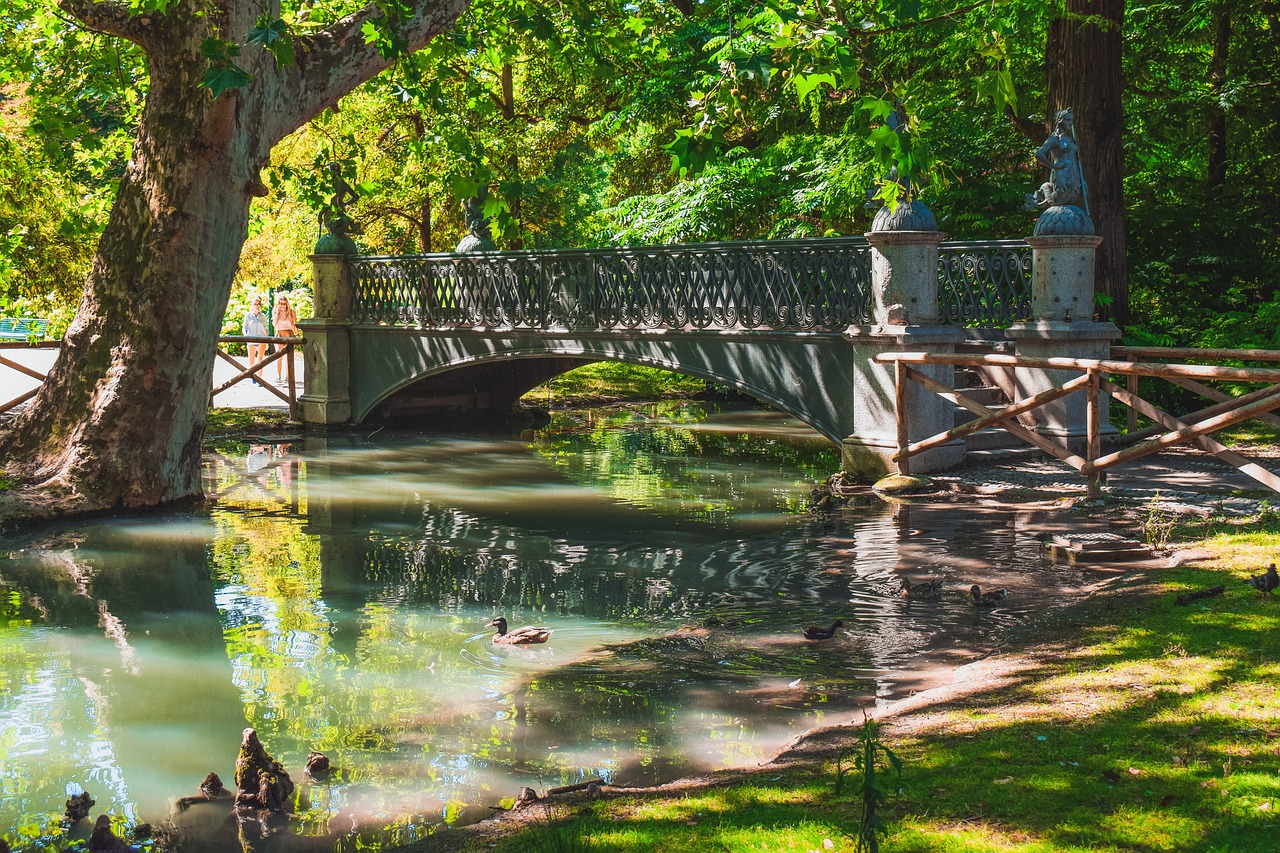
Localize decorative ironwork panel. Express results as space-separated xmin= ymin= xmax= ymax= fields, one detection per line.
xmin=938 ymin=240 xmax=1032 ymax=327
xmin=349 ymin=237 xmax=1028 ymax=332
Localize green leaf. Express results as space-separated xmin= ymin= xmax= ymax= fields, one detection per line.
xmin=792 ymin=73 xmax=836 ymax=106
xmin=200 ymin=63 xmax=251 ymax=98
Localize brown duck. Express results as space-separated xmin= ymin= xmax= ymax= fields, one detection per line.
xmin=969 ymin=585 xmax=1007 ymax=607
xmin=489 ymin=617 xmax=552 ymax=645
xmin=803 ymin=620 xmax=843 ymax=640
xmin=900 ymin=578 xmax=943 ymax=599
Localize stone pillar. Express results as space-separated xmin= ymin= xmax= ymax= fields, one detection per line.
xmin=1004 ymin=234 xmax=1119 ymax=449
xmin=843 ymin=222 xmax=966 ymax=481
xmin=298 ymin=252 xmax=354 ymax=425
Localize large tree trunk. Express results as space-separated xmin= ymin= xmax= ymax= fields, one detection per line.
xmin=1047 ymin=0 xmax=1128 ymax=324
xmin=0 ymin=0 xmax=466 ymax=524
xmin=1206 ymin=4 xmax=1230 ymax=191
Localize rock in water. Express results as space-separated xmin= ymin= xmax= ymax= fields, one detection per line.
xmin=89 ymin=815 xmax=129 ymax=853
xmin=234 ymin=728 xmax=295 ymax=812
xmin=200 ymin=771 xmax=231 ymax=799
xmin=65 ymin=790 xmax=95 ymax=823
xmin=305 ymin=751 xmax=331 ymax=779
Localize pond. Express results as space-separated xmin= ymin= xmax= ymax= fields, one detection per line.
xmin=0 ymin=403 xmax=1095 ymax=851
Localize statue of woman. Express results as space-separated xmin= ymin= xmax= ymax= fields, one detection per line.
xmin=323 ymin=161 xmax=361 ymax=236
xmin=1027 ymin=108 xmax=1087 ymax=212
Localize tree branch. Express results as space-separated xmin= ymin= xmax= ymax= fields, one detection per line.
xmin=1005 ymin=106 xmax=1045 ymax=143
xmin=58 ymin=0 xmax=153 ymax=45
xmin=266 ymin=0 xmax=468 ymax=146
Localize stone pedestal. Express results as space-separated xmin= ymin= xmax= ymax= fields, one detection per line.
xmin=843 ymin=325 xmax=966 ymax=480
xmin=299 ymin=254 xmax=354 ymax=426
xmin=1004 ymin=320 xmax=1119 ymax=446
xmin=1007 ymin=234 xmax=1119 ymax=449
xmin=842 ymin=229 xmax=965 ymax=481
xmin=1026 ymin=235 xmax=1103 ymax=323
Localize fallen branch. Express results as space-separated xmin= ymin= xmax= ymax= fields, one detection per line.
xmin=547 ymin=778 xmax=605 ymax=796
xmin=1175 ymin=585 xmax=1225 ymax=606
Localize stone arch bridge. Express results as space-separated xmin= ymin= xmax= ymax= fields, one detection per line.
xmin=298 ymin=235 xmax=1076 ymax=478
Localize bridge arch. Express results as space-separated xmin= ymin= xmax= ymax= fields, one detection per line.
xmin=347 ymin=327 xmax=857 ymax=443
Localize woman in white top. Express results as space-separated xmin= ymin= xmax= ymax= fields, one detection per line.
xmin=272 ymin=293 xmax=299 ymax=382
xmin=242 ymin=296 xmax=268 ymax=385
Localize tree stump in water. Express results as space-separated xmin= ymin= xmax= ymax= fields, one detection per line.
xmin=89 ymin=815 xmax=129 ymax=853
xmin=234 ymin=728 xmax=295 ymax=812
xmin=65 ymin=790 xmax=94 ymax=823
xmin=201 ymin=772 xmax=232 ymax=798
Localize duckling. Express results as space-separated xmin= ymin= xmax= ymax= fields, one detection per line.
xmin=1245 ymin=563 xmax=1279 ymax=595
xmin=802 ymin=620 xmax=843 ymax=640
xmin=900 ymin=577 xmax=944 ymax=600
xmin=489 ymin=617 xmax=551 ymax=645
xmin=969 ymin=585 xmax=1007 ymax=607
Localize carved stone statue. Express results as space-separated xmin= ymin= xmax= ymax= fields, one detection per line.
xmin=314 ymin=161 xmax=361 ymax=254
xmin=1026 ymin=108 xmax=1095 ymax=235
xmin=455 ymin=195 xmax=498 ymax=253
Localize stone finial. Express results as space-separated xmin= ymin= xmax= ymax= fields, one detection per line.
xmin=1025 ymin=107 xmax=1095 ymax=236
xmin=455 ymin=195 xmax=499 ymax=253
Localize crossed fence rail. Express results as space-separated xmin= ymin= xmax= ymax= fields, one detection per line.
xmin=349 ymin=238 xmax=1033 ymax=331
xmin=1 ymin=337 xmax=302 ymax=419
xmin=878 ymin=349 xmax=1280 ymax=496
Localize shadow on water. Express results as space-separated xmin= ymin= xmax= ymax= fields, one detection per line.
xmin=0 ymin=403 xmax=1122 ymax=851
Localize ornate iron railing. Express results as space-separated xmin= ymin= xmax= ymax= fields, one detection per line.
xmin=349 ymin=237 xmax=1031 ymax=331
xmin=937 ymin=240 xmax=1033 ymax=327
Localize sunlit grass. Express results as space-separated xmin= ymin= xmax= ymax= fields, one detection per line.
xmin=529 ymin=362 xmax=712 ymax=407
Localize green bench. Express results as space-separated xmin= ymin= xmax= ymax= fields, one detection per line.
xmin=0 ymin=317 xmax=50 ymax=341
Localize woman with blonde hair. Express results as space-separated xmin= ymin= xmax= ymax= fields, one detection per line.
xmin=272 ymin=293 xmax=299 ymax=382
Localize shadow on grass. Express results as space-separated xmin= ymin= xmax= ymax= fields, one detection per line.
xmin=418 ymin=566 xmax=1280 ymax=853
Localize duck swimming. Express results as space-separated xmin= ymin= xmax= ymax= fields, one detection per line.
xmin=803 ymin=620 xmax=843 ymax=640
xmin=969 ymin=585 xmax=1007 ymax=607
xmin=489 ymin=616 xmax=552 ymax=645
xmin=900 ymin=578 xmax=944 ymax=599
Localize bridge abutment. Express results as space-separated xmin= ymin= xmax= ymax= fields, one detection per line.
xmin=1005 ymin=235 xmax=1120 ymax=451
xmin=299 ymin=253 xmax=354 ymax=425
xmin=842 ymin=230 xmax=966 ymax=481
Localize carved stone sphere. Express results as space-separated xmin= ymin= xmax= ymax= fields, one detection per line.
xmin=872 ymin=200 xmax=938 ymax=232
xmin=1034 ymin=205 xmax=1095 ymax=236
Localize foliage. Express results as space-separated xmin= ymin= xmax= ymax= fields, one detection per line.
xmin=835 ymin=713 xmax=902 ymax=853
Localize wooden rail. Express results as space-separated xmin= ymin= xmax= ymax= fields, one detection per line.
xmin=211 ymin=335 xmax=301 ymax=419
xmin=0 ymin=337 xmax=302 ymax=419
xmin=877 ymin=349 xmax=1280 ymax=497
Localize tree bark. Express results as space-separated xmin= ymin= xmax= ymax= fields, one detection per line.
xmin=0 ymin=0 xmax=467 ymax=523
xmin=1206 ymin=4 xmax=1230 ymax=191
xmin=1046 ymin=0 xmax=1128 ymax=324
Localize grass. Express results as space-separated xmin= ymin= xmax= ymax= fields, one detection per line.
xmin=411 ymin=512 xmax=1280 ymax=853
xmin=528 ymin=363 xmax=717 ymax=409
xmin=204 ymin=407 xmax=294 ymax=436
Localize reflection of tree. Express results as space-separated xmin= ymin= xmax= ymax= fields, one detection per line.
xmin=532 ymin=402 xmax=835 ymax=518
xmin=0 ymin=523 xmax=242 ymax=847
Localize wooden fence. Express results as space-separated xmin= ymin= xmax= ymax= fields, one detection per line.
xmin=1 ymin=337 xmax=302 ymax=420
xmin=877 ymin=348 xmax=1280 ymax=496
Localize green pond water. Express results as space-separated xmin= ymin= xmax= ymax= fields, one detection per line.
xmin=0 ymin=403 xmax=1095 ymax=851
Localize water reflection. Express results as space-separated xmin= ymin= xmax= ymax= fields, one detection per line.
xmin=1 ymin=404 xmax=1097 ymax=850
